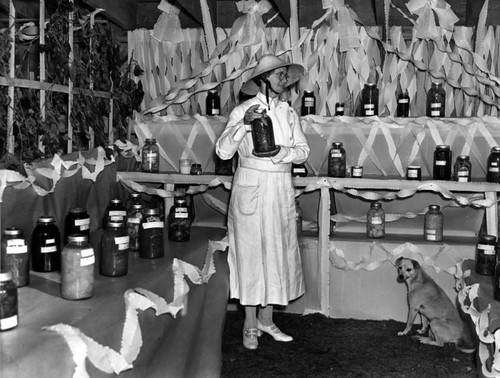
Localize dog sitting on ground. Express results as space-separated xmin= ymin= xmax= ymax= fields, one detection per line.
xmin=395 ymin=257 xmax=475 ymax=353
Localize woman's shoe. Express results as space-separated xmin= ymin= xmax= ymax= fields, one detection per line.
xmin=257 ymin=319 xmax=293 ymax=342
xmin=242 ymin=327 xmax=261 ymax=350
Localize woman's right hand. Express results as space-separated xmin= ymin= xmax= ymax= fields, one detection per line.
xmin=243 ymin=105 xmax=262 ymax=126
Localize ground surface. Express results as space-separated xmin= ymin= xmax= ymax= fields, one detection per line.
xmin=221 ymin=311 xmax=477 ymax=377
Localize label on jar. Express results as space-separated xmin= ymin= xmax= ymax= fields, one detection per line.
xmin=336 ymin=106 xmax=344 ymax=111
xmin=365 ymin=110 xmax=374 ymax=116
xmin=330 ymin=150 xmax=342 ymax=158
xmin=41 ymin=245 xmax=57 ymax=253
xmin=75 ymin=218 xmax=90 ymax=231
xmin=80 ymin=255 xmax=95 ymax=267
xmin=408 ymin=170 xmax=419 ymax=178
xmin=364 ymin=104 xmax=375 ymax=109
xmin=81 ymin=248 xmax=94 ymax=258
xmin=304 ymin=98 xmax=315 ymax=107
xmin=146 ymin=152 xmax=158 ymax=159
xmin=458 ymin=177 xmax=469 ymax=182
xmin=7 ymin=239 xmax=25 ymax=246
xmin=293 ymin=167 xmax=306 ymax=174
xmin=46 ymin=239 xmax=55 ymax=244
xmin=143 ymin=221 xmax=164 ymax=229
xmin=175 ymin=208 xmax=189 ymax=219
xmin=0 ymin=315 xmax=18 ymax=330
xmin=425 ymin=230 xmax=437 ymax=240
xmin=478 ymin=244 xmax=496 ymax=255
xmin=431 ymin=103 xmax=442 ymax=108
xmin=398 ymin=98 xmax=409 ymax=104
xmin=127 ymin=218 xmax=140 ymax=224
xmin=371 ymin=217 xmax=382 ymax=225
xmin=352 ymin=167 xmax=363 ymax=177
xmin=6 ymin=245 xmax=28 ymax=254
xmin=115 ymin=236 xmax=130 ymax=245
xmin=109 ymin=211 xmax=127 ymax=217
xmin=212 ymin=109 xmax=220 ymax=115
xmin=491 ymin=162 xmax=498 ymax=166
xmin=435 ymin=160 xmax=446 ymax=166
xmin=489 ymin=167 xmax=499 ymax=172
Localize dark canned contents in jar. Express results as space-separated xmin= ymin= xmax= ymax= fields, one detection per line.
xmin=433 ymin=145 xmax=452 ymax=180
xmin=397 ymin=91 xmax=410 ymax=117
xmin=168 ymin=197 xmax=192 ymax=242
xmin=140 ymin=208 xmax=164 ymax=259
xmin=31 ymin=216 xmax=61 ymax=272
xmin=1 ymin=228 xmax=29 ymax=287
xmin=487 ymin=146 xmax=500 ymax=183
xmin=301 ymin=91 xmax=316 ymax=116
xmin=64 ymin=207 xmax=90 ymax=243
xmin=361 ymin=83 xmax=379 ymax=116
xmin=475 ymin=234 xmax=497 ymax=276
xmin=251 ymin=109 xmax=279 ymax=157
xmin=328 ymin=142 xmax=346 ymax=177
xmin=100 ymin=221 xmax=129 ymax=277
xmin=0 ymin=271 xmax=18 ymax=331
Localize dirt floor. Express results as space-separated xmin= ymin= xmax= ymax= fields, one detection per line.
xmin=221 ymin=311 xmax=477 ymax=377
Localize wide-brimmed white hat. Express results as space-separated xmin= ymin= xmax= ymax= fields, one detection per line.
xmin=241 ymin=54 xmax=304 ymax=95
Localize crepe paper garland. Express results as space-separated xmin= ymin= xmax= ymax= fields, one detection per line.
xmin=44 ymin=240 xmax=226 ymax=378
xmin=458 ymin=284 xmax=500 ymax=378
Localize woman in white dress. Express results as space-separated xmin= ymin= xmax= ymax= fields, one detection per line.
xmin=216 ymin=55 xmax=310 ymax=350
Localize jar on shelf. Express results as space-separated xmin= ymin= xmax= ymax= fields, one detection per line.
xmin=100 ymin=221 xmax=129 ymax=277
xmin=295 ymin=199 xmax=303 ymax=235
xmin=487 ymin=146 xmax=500 ymax=183
xmin=179 ymin=158 xmax=192 ymax=174
xmin=251 ymin=109 xmax=279 ymax=157
xmin=335 ymin=102 xmax=345 ymax=116
xmin=168 ymin=197 xmax=192 ymax=242
xmin=214 ymin=152 xmax=234 ymax=176
xmin=475 ymin=234 xmax=497 ymax=276
xmin=141 ymin=138 xmax=160 ymax=173
xmin=0 ymin=271 xmax=18 ymax=331
xmin=361 ymin=83 xmax=379 ymax=116
xmin=140 ymin=208 xmax=164 ymax=259
xmin=328 ymin=142 xmax=346 ymax=177
xmin=190 ymin=163 xmax=202 ymax=175
xmin=433 ymin=145 xmax=452 ymax=180
xmin=453 ymin=155 xmax=472 ymax=182
xmin=366 ymin=202 xmax=385 ymax=239
xmin=1 ymin=228 xmax=29 ymax=287
xmin=61 ymin=235 xmax=94 ymax=300
xmin=126 ymin=192 xmax=144 ymax=211
xmin=206 ymin=88 xmax=221 ymax=116
xmin=127 ymin=203 xmax=144 ymax=252
xmin=351 ymin=165 xmax=363 ymax=178
xmin=292 ymin=163 xmax=308 ymax=177
xmin=406 ymin=166 xmax=422 ymax=181
xmin=301 ymin=90 xmax=316 ymax=116
xmin=494 ymin=251 xmax=500 ymax=301
xmin=31 ymin=216 xmax=61 ymax=272
xmin=397 ymin=90 xmax=410 ymax=117
xmin=426 ymin=82 xmax=446 ymax=117
xmin=424 ymin=205 xmax=443 ymax=242
xmin=103 ymin=198 xmax=127 ymax=228
xmin=64 ymin=207 xmax=90 ymax=243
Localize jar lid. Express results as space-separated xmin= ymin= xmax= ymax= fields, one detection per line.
xmin=37 ymin=216 xmax=55 ymax=224
xmin=68 ymin=234 xmax=88 ymax=243
xmin=132 ymin=204 xmax=144 ymax=210
xmin=371 ymin=202 xmax=382 ymax=208
xmin=145 ymin=138 xmax=157 ymax=143
xmin=428 ymin=204 xmax=441 ymax=210
xmin=144 ymin=208 xmax=161 ymax=216
xmin=436 ymin=145 xmax=450 ymax=149
xmin=335 ymin=102 xmax=345 ymax=106
xmin=432 ymin=81 xmax=442 ymax=86
xmin=3 ymin=227 xmax=22 ymax=236
xmin=107 ymin=221 xmax=124 ymax=228
xmin=458 ymin=155 xmax=469 ymax=160
xmin=407 ymin=165 xmax=421 ymax=169
xmin=304 ymin=90 xmax=314 ymax=94
xmin=129 ymin=193 xmax=140 ymax=199
xmin=332 ymin=142 xmax=343 ymax=148
xmin=174 ymin=197 xmax=188 ymax=205
xmin=208 ymin=88 xmax=218 ymax=94
xmin=69 ymin=207 xmax=86 ymax=214
xmin=491 ymin=146 xmax=500 ymax=152
xmin=480 ymin=234 xmax=497 ymax=243
xmin=110 ymin=198 xmax=122 ymax=205
xmin=0 ymin=270 xmax=13 ymax=281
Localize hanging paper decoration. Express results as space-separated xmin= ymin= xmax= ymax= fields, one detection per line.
xmin=230 ymin=0 xmax=272 ymax=46
xmin=152 ymin=0 xmax=184 ymax=43
xmin=406 ymin=0 xmax=459 ymax=34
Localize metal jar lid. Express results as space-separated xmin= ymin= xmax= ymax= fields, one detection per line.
xmin=479 ymin=234 xmax=497 ymax=243
xmin=428 ymin=204 xmax=441 ymax=211
xmin=37 ymin=216 xmax=55 ymax=224
xmin=145 ymin=138 xmax=157 ymax=143
xmin=129 ymin=193 xmax=141 ymax=199
xmin=436 ymin=145 xmax=450 ymax=150
xmin=491 ymin=146 xmax=500 ymax=153
xmin=3 ymin=227 xmax=22 ymax=236
xmin=332 ymin=142 xmax=343 ymax=148
xmin=110 ymin=198 xmax=122 ymax=205
xmin=132 ymin=204 xmax=144 ymax=210
xmin=69 ymin=207 xmax=87 ymax=215
xmin=144 ymin=208 xmax=161 ymax=216
xmin=68 ymin=235 xmax=88 ymax=243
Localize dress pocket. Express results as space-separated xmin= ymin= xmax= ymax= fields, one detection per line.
xmin=234 ymin=183 xmax=259 ymax=215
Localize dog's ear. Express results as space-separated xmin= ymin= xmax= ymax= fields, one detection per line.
xmin=395 ymin=257 xmax=403 ymax=266
xmin=411 ymin=259 xmax=421 ymax=269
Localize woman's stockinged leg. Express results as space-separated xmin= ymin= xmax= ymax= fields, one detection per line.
xmin=258 ymin=305 xmax=274 ymax=326
xmin=244 ymin=305 xmax=258 ymax=329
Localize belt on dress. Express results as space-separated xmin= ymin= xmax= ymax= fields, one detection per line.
xmin=239 ymin=157 xmax=291 ymax=173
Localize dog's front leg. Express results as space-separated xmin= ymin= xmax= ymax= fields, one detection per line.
xmin=398 ymin=307 xmax=418 ymax=336
xmin=417 ymin=314 xmax=429 ymax=335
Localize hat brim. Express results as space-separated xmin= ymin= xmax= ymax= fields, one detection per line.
xmin=241 ymin=62 xmax=304 ymax=96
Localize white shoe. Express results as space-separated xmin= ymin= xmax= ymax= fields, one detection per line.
xmin=257 ymin=319 xmax=293 ymax=342
xmin=243 ymin=327 xmax=261 ymax=350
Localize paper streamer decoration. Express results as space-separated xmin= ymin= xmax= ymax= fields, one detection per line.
xmin=0 ymin=147 xmax=112 ymax=200
xmin=458 ymin=284 xmax=500 ymax=377
xmin=152 ymin=1 xmax=184 ymax=43
xmin=44 ymin=238 xmax=229 ymax=378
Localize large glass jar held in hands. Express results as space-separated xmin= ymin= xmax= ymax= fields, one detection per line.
xmin=251 ymin=109 xmax=280 ymax=157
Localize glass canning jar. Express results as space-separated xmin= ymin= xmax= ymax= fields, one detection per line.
xmin=100 ymin=221 xmax=129 ymax=277
xmin=366 ymin=202 xmax=385 ymax=239
xmin=168 ymin=197 xmax=192 ymax=242
xmin=140 ymin=208 xmax=164 ymax=259
xmin=487 ymin=146 xmax=500 ymax=183
xmin=103 ymin=198 xmax=127 ymax=228
xmin=1 ymin=228 xmax=29 ymax=287
xmin=433 ymin=145 xmax=452 ymax=180
xmin=426 ymin=82 xmax=446 ymax=117
xmin=424 ymin=205 xmax=443 ymax=242
xmin=141 ymin=138 xmax=160 ymax=173
xmin=0 ymin=271 xmax=18 ymax=331
xmin=206 ymin=88 xmax=221 ymax=116
xmin=64 ymin=207 xmax=90 ymax=243
xmin=328 ymin=142 xmax=346 ymax=177
xmin=397 ymin=90 xmax=410 ymax=117
xmin=61 ymin=235 xmax=95 ymax=300
xmin=361 ymin=83 xmax=378 ymax=116
xmin=127 ymin=203 xmax=144 ymax=252
xmin=251 ymin=109 xmax=279 ymax=157
xmin=31 ymin=216 xmax=61 ymax=272
xmin=475 ymin=234 xmax=497 ymax=276
xmin=301 ymin=91 xmax=316 ymax=116
xmin=335 ymin=102 xmax=345 ymax=116
xmin=292 ymin=163 xmax=308 ymax=177
xmin=453 ymin=155 xmax=472 ymax=182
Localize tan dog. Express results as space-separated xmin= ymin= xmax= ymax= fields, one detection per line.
xmin=395 ymin=257 xmax=475 ymax=352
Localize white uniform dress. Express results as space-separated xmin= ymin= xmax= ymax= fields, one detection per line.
xmin=216 ymin=92 xmax=310 ymax=306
